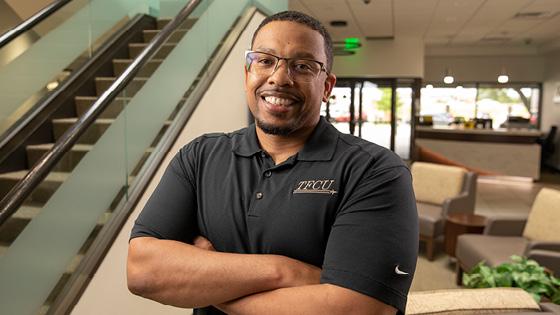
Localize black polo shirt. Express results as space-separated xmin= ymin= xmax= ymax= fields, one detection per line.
xmin=131 ymin=117 xmax=418 ymax=314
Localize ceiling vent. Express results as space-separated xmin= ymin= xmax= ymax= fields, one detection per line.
xmin=513 ymin=11 xmax=558 ymax=20
xmin=330 ymin=20 xmax=348 ymax=27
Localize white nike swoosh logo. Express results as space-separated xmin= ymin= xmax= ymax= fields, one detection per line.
xmin=395 ymin=265 xmax=409 ymax=275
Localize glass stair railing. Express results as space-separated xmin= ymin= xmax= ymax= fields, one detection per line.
xmin=0 ymin=0 xmax=287 ymax=313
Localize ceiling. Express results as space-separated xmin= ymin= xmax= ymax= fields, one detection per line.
xmin=289 ymin=0 xmax=560 ymax=53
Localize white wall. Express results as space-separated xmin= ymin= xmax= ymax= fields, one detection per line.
xmin=70 ymin=11 xmax=264 ymax=315
xmin=423 ymin=54 xmax=546 ymax=83
xmin=4 ymin=0 xmax=52 ymax=21
xmin=332 ymin=37 xmax=424 ymax=78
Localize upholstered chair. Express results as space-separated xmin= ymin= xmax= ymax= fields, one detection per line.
xmin=411 ymin=162 xmax=478 ymax=261
xmin=455 ymin=187 xmax=560 ymax=285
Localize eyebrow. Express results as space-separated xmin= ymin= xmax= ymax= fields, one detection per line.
xmin=253 ymin=47 xmax=320 ymax=60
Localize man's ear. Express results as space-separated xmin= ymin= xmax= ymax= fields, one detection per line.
xmin=323 ymin=73 xmax=337 ymax=103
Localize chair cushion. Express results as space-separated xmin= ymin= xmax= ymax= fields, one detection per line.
xmin=406 ymin=288 xmax=540 ymax=315
xmin=411 ymin=162 xmax=467 ymax=206
xmin=455 ymin=234 xmax=529 ymax=271
xmin=523 ymin=188 xmax=560 ymax=241
xmin=417 ymin=202 xmax=445 ymax=237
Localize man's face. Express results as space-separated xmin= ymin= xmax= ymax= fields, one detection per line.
xmin=245 ymin=21 xmax=336 ymax=136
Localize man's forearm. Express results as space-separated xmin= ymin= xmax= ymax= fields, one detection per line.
xmin=216 ymin=283 xmax=398 ymax=315
xmin=126 ymin=237 xmax=321 ymax=308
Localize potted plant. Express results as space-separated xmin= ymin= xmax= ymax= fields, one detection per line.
xmin=463 ymin=255 xmax=560 ymax=304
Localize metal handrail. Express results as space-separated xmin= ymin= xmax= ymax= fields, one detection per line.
xmin=0 ymin=0 xmax=203 ymax=225
xmin=0 ymin=0 xmax=72 ymax=49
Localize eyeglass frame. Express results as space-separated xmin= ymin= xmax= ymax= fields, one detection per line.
xmin=244 ymin=50 xmax=329 ymax=82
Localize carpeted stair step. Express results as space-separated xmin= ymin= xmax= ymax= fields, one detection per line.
xmin=112 ymin=58 xmax=163 ymax=77
xmin=75 ymin=96 xmax=125 ymax=119
xmin=156 ymin=17 xmax=198 ymax=31
xmin=26 ymin=143 xmax=93 ymax=173
xmin=52 ymin=118 xmax=114 ymax=145
xmin=128 ymin=43 xmax=176 ymax=59
xmin=142 ymin=29 xmax=187 ymax=43
xmin=95 ymin=77 xmax=147 ymax=97
xmin=0 ymin=204 xmax=42 ymax=248
xmin=0 ymin=171 xmax=68 ymax=204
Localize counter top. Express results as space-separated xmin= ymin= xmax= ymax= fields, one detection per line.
xmin=416 ymin=125 xmax=542 ymax=137
xmin=415 ymin=126 xmax=542 ymax=144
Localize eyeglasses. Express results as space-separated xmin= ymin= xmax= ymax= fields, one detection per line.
xmin=245 ymin=50 xmax=328 ymax=82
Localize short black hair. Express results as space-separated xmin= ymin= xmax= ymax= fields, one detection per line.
xmin=251 ymin=10 xmax=334 ymax=73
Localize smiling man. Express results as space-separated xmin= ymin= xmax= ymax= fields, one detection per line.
xmin=127 ymin=11 xmax=418 ymax=315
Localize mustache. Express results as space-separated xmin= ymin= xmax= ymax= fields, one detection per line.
xmin=257 ymin=88 xmax=300 ymax=99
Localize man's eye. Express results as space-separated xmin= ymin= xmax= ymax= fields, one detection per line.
xmin=293 ymin=62 xmax=315 ymax=72
xmin=258 ymin=58 xmax=274 ymax=65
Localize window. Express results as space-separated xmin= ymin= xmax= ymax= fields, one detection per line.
xmin=420 ymin=84 xmax=540 ymax=129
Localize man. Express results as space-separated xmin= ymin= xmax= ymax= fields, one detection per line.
xmin=127 ymin=10 xmax=418 ymax=315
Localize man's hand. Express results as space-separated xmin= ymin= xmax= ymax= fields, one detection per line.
xmin=193 ymin=236 xmax=215 ymax=251
xmin=215 ymin=284 xmax=398 ymax=315
xmin=191 ymin=235 xmax=321 ymax=287
xmin=127 ymin=237 xmax=322 ymax=308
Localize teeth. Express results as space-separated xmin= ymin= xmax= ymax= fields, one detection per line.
xmin=264 ymin=96 xmax=294 ymax=106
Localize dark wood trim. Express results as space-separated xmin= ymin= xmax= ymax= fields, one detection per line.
xmin=415 ymin=129 xmax=540 ymax=144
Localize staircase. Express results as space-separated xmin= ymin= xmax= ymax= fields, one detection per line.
xmin=0 ymin=16 xmax=198 ymax=313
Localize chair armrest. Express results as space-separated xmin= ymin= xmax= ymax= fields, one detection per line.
xmin=525 ymin=249 xmax=560 ymax=275
xmin=442 ymin=192 xmax=473 ymax=216
xmin=483 ymin=216 xmax=527 ymax=236
xmin=540 ymin=302 xmax=560 ymax=313
xmin=525 ymin=241 xmax=560 ymax=253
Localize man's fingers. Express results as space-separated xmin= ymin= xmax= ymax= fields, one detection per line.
xmin=193 ymin=236 xmax=216 ymax=251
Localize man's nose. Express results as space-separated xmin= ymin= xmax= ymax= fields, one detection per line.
xmin=268 ymin=59 xmax=293 ymax=85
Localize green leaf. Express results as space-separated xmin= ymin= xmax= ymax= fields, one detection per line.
xmin=465 ymin=256 xmax=560 ymax=305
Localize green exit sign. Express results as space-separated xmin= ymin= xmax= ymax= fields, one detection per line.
xmin=344 ymin=38 xmax=360 ymax=50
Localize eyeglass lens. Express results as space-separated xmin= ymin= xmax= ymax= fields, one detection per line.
xmin=246 ymin=51 xmax=323 ymax=82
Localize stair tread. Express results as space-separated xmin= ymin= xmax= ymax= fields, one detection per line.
xmin=76 ymin=96 xmax=185 ymax=101
xmin=95 ymin=76 xmax=148 ymax=80
xmin=52 ymin=117 xmax=115 ymax=124
xmin=128 ymin=42 xmax=175 ymax=47
xmin=10 ymin=204 xmax=43 ymax=220
xmin=113 ymin=58 xmax=164 ymax=62
xmin=75 ymin=96 xmax=126 ymax=101
xmin=26 ymin=143 xmax=93 ymax=151
xmin=0 ymin=170 xmax=69 ymax=181
xmin=143 ymin=29 xmax=188 ymax=33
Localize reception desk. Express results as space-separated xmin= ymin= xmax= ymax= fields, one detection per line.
xmin=415 ymin=126 xmax=542 ymax=180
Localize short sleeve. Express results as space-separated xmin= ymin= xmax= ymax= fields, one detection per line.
xmin=320 ymin=165 xmax=418 ymax=314
xmin=130 ymin=145 xmax=199 ymax=243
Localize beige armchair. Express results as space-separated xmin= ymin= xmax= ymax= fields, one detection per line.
xmin=455 ymin=187 xmax=560 ymax=285
xmin=411 ymin=162 xmax=478 ymax=261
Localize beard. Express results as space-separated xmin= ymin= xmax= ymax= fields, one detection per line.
xmin=255 ymin=117 xmax=296 ymax=136
xmin=255 ymin=113 xmax=299 ymax=136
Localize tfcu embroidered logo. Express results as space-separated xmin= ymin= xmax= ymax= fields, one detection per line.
xmin=293 ymin=180 xmax=338 ymax=195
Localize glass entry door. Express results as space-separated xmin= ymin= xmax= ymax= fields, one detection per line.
xmin=321 ymin=78 xmax=420 ymax=159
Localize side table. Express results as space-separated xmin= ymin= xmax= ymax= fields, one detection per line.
xmin=444 ymin=213 xmax=487 ymax=258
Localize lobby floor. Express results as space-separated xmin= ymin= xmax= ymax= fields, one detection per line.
xmin=410 ymin=171 xmax=560 ymax=292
